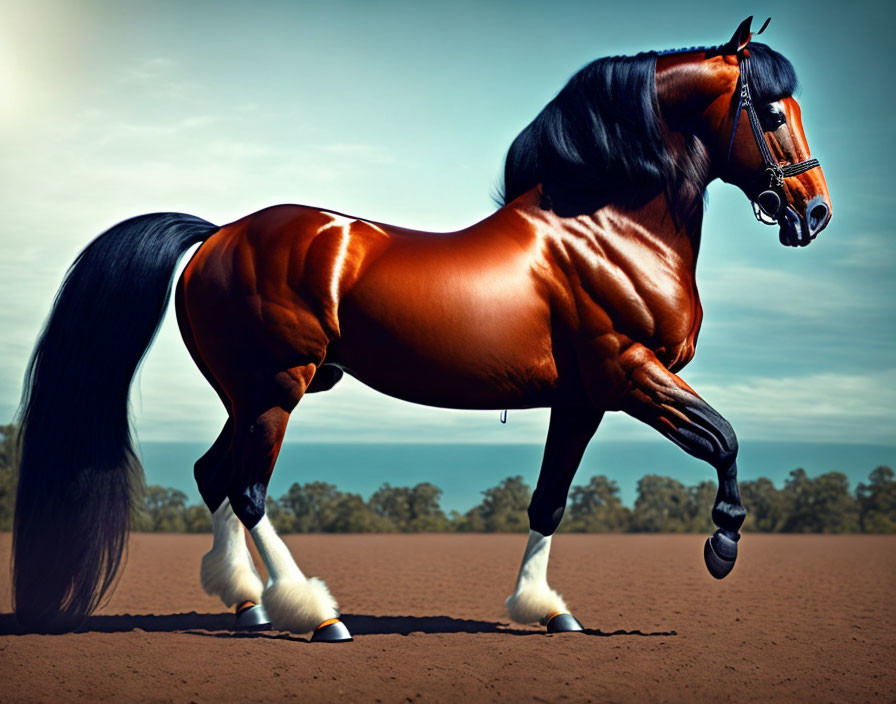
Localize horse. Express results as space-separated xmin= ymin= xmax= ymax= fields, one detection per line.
xmin=13 ymin=17 xmax=831 ymax=638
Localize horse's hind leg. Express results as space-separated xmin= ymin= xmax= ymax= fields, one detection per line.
xmin=177 ymin=291 xmax=268 ymax=628
xmin=203 ymin=500 xmax=268 ymax=629
xmin=506 ymin=405 xmax=602 ymax=632
xmin=195 ymin=420 xmax=268 ymax=629
xmin=228 ymin=368 xmax=351 ymax=642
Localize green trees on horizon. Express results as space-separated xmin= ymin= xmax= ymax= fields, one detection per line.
xmin=0 ymin=423 xmax=894 ymax=534
xmin=134 ymin=465 xmax=896 ymax=535
xmin=0 ymin=424 xmax=20 ymax=531
xmin=857 ymin=466 xmax=896 ymax=533
xmin=454 ymin=476 xmax=531 ymax=532
xmin=131 ymin=486 xmax=214 ymax=533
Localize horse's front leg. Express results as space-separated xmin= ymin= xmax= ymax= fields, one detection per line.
xmin=506 ymin=405 xmax=603 ymax=632
xmin=619 ymin=345 xmax=746 ymax=578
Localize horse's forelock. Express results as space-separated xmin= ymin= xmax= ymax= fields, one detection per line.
xmin=744 ymin=42 xmax=800 ymax=103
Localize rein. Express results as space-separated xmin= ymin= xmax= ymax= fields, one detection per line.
xmin=727 ymin=52 xmax=821 ymax=224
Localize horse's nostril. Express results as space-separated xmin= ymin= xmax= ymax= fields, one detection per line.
xmin=809 ymin=204 xmax=828 ymax=228
xmin=807 ymin=197 xmax=830 ymax=237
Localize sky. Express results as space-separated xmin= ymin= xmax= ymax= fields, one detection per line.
xmin=0 ymin=0 xmax=893 ymax=449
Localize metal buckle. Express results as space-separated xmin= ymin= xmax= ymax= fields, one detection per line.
xmin=752 ymin=200 xmax=778 ymax=225
xmin=766 ymin=164 xmax=784 ymax=189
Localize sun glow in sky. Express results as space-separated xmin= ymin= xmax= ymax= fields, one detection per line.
xmin=0 ymin=0 xmax=893 ymax=448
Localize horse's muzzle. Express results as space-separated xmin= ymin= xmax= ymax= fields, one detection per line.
xmin=779 ymin=195 xmax=831 ymax=247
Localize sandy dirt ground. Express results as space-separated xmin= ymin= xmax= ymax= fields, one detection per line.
xmin=0 ymin=533 xmax=893 ymax=703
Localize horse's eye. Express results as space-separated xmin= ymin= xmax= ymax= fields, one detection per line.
xmin=760 ymin=104 xmax=786 ymax=131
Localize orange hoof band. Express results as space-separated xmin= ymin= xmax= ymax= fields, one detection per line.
xmin=310 ymin=618 xmax=353 ymax=643
xmin=545 ymin=612 xmax=584 ymax=634
xmin=233 ymin=602 xmax=271 ymax=631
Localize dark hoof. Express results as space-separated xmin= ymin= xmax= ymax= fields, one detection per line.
xmin=545 ymin=613 xmax=584 ymax=633
xmin=310 ymin=619 xmax=353 ymax=643
xmin=704 ymin=530 xmax=738 ymax=580
xmin=234 ymin=603 xmax=271 ymax=631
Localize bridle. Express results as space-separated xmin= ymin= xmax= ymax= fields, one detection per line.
xmin=727 ymin=52 xmax=821 ymax=225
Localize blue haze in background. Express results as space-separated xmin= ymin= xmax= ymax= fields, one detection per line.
xmin=0 ymin=1 xmax=893 ymax=510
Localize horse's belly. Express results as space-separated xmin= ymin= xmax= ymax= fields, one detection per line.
xmin=330 ymin=292 xmax=561 ymax=410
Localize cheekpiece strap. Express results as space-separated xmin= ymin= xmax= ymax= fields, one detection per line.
xmin=727 ymin=51 xmax=821 ymax=222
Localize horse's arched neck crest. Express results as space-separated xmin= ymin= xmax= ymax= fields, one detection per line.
xmin=500 ymin=50 xmax=712 ymax=230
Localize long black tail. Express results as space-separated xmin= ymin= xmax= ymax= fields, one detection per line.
xmin=13 ymin=213 xmax=218 ymax=632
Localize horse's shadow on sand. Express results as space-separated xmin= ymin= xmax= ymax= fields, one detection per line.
xmin=0 ymin=612 xmax=676 ymax=640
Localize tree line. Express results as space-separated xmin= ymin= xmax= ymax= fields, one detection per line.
xmin=0 ymin=424 xmax=894 ymax=533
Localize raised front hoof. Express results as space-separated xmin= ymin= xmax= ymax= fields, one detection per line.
xmin=704 ymin=531 xmax=738 ymax=580
xmin=234 ymin=602 xmax=271 ymax=631
xmin=544 ymin=613 xmax=584 ymax=634
xmin=310 ymin=618 xmax=353 ymax=643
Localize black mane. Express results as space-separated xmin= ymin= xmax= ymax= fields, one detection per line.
xmin=500 ymin=42 xmax=798 ymax=222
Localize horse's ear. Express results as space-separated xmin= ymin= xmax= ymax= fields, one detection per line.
xmin=720 ymin=16 xmax=753 ymax=56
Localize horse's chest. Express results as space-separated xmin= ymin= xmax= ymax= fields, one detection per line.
xmin=575 ymin=253 xmax=699 ymax=351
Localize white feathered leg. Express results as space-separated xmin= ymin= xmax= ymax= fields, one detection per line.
xmin=506 ymin=530 xmax=568 ymax=625
xmin=250 ymin=515 xmax=339 ymax=633
xmin=200 ymin=500 xmax=264 ymax=607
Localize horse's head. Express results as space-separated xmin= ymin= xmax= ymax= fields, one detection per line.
xmin=658 ymin=17 xmax=832 ymax=246
xmin=720 ymin=18 xmax=832 ymax=246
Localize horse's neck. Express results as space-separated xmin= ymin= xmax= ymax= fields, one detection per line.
xmin=511 ymin=190 xmax=702 ymax=279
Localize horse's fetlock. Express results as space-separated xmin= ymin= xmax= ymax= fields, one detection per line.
xmin=712 ymin=501 xmax=746 ymax=532
xmin=527 ymin=502 xmax=564 ymax=536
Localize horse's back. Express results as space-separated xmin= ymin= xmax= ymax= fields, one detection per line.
xmin=178 ymin=203 xmax=563 ymax=409
xmin=331 ymin=214 xmax=562 ymax=408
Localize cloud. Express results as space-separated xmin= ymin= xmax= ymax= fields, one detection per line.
xmin=821 ymin=232 xmax=896 ymax=271
xmin=206 ymin=139 xmax=274 ymax=159
xmin=692 ymin=369 xmax=896 ymax=444
xmin=309 ymin=143 xmax=396 ymax=164
xmin=117 ymin=57 xmax=178 ymax=84
xmin=690 ymin=251 xmax=894 ymax=380
xmin=699 ymin=263 xmax=877 ymax=322
xmin=95 ymin=114 xmax=218 ymax=141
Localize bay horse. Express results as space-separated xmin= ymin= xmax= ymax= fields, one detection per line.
xmin=13 ymin=17 xmax=831 ymax=638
